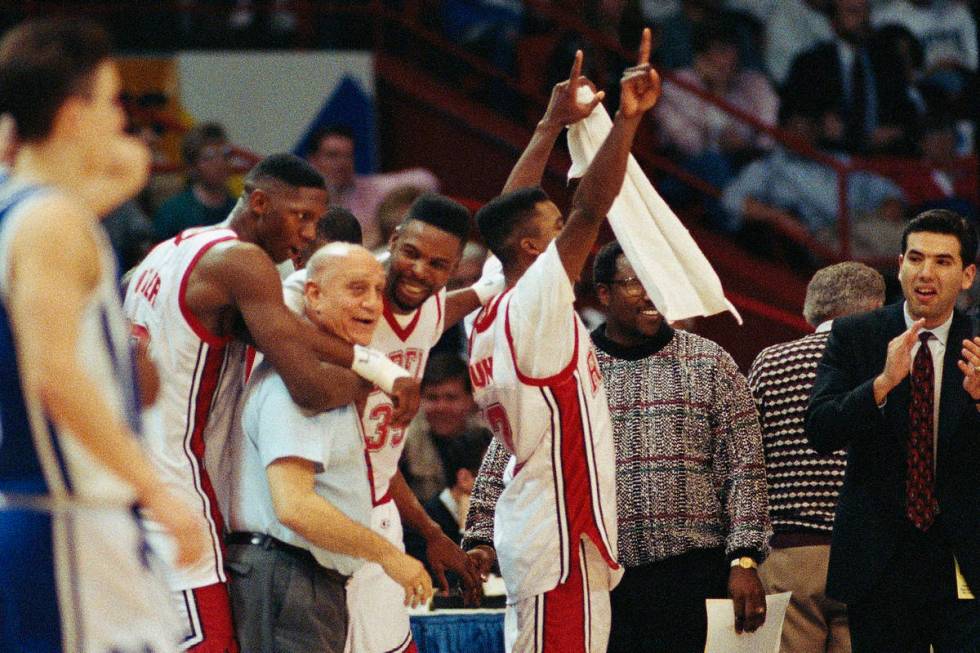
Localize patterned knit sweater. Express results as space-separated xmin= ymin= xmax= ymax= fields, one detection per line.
xmin=748 ymin=330 xmax=846 ymax=535
xmin=463 ymin=324 xmax=772 ymax=567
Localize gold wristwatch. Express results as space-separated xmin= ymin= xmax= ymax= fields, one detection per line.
xmin=729 ymin=556 xmax=758 ymax=570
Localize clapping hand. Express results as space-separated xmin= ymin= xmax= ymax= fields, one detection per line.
xmin=958 ymin=337 xmax=980 ymax=401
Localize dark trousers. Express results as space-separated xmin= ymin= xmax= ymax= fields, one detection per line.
xmin=608 ymin=547 xmax=728 ymax=653
xmin=225 ymin=537 xmax=349 ymax=653
xmin=847 ymin=520 xmax=980 ymax=653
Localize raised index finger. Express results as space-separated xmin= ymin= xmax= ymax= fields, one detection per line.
xmin=568 ymin=49 xmax=583 ymax=87
xmin=637 ymin=27 xmax=652 ymax=66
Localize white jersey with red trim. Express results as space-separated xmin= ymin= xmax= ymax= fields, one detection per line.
xmin=123 ymin=226 xmax=248 ymax=592
xmin=467 ymin=241 xmax=621 ymax=601
xmin=362 ymin=290 xmax=446 ymax=503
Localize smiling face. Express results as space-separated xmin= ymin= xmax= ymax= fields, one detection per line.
xmin=252 ymin=183 xmax=329 ymax=264
xmin=304 ymin=244 xmax=385 ymax=345
xmin=899 ymin=231 xmax=976 ymax=328
xmin=596 ymin=254 xmax=663 ymax=346
xmin=386 ymin=219 xmax=462 ymax=312
xmin=422 ymin=376 xmax=474 ymax=439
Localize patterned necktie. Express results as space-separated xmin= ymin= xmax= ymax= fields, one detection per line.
xmin=907 ymin=332 xmax=939 ymax=531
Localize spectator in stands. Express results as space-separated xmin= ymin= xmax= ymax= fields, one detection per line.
xmin=872 ymin=0 xmax=977 ymax=101
xmin=374 ymin=184 xmax=424 ymax=260
xmin=293 ymin=206 xmax=363 ymax=270
xmin=102 ymin=199 xmax=156 ymax=271
xmin=782 ymin=0 xmax=919 ymax=154
xmin=640 ymin=0 xmax=680 ymax=23
xmin=275 ymin=206 xmax=363 ymax=280
xmin=440 ymin=0 xmax=522 ymax=74
xmin=404 ymin=438 xmax=488 ymax=591
xmin=153 ymin=121 xmax=237 ymax=240
xmin=305 ymin=125 xmax=439 ymax=250
xmin=893 ymin=115 xmax=979 ymax=220
xmin=749 ymin=262 xmax=886 ymax=653
xmin=465 ymin=241 xmax=772 ymax=652
xmin=401 ymin=353 xmax=492 ymax=503
xmin=765 ymin=0 xmax=833 ymax=84
xmin=654 ymin=0 xmax=763 ymax=71
xmin=104 ymin=110 xmax=170 ymax=270
xmin=871 ymin=23 xmax=930 ymax=118
xmin=656 ymin=21 xmax=778 ymax=225
xmin=721 ymin=101 xmax=906 ymax=258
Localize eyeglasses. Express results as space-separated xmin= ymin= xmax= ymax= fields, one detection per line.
xmin=609 ymin=276 xmax=645 ymax=297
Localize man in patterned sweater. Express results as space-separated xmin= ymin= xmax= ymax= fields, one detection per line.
xmin=464 ymin=240 xmax=771 ymax=653
xmin=748 ymin=262 xmax=885 ymax=653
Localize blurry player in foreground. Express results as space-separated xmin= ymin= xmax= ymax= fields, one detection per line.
xmin=0 ymin=18 xmax=205 ymax=653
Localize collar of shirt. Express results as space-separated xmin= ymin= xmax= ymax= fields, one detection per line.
xmin=815 ymin=319 xmax=834 ymax=333
xmin=590 ymin=321 xmax=675 ymax=361
xmin=903 ymin=302 xmax=953 ymax=349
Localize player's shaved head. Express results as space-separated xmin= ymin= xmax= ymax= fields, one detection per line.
xmin=244 ymin=153 xmax=325 ymax=193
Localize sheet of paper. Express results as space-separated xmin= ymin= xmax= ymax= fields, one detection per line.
xmin=956 ymin=558 xmax=975 ymax=600
xmin=704 ymin=591 xmax=792 ymax=653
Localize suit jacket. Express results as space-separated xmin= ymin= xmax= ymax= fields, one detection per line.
xmin=782 ymin=40 xmax=917 ymax=152
xmin=805 ymin=302 xmax=980 ymax=604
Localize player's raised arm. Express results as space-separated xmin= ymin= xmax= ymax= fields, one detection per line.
xmin=200 ymin=241 xmax=420 ymax=420
xmin=555 ymin=28 xmax=661 ymax=282
xmin=502 ymin=50 xmax=605 ymax=194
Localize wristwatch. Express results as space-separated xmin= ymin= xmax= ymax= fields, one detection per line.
xmin=729 ymin=556 xmax=758 ymax=570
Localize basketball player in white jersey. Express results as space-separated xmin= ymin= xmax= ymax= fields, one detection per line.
xmin=465 ymin=30 xmax=661 ymax=652
xmin=0 ymin=18 xmax=206 ymax=653
xmin=125 ymin=153 xmax=422 ymax=653
xmin=282 ymin=193 xmax=496 ymax=653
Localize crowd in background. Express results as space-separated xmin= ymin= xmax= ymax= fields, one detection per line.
xmin=65 ymin=0 xmax=977 ymax=282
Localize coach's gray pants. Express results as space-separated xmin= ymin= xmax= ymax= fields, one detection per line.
xmin=226 ymin=537 xmax=349 ymax=653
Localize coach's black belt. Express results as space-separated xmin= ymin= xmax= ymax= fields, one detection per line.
xmin=226 ymin=531 xmax=314 ymax=560
xmin=226 ymin=532 xmax=350 ymax=584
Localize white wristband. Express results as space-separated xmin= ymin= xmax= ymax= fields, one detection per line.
xmin=351 ymin=344 xmax=410 ymax=394
xmin=472 ymin=256 xmax=506 ymax=304
xmin=471 ymin=272 xmax=505 ymax=305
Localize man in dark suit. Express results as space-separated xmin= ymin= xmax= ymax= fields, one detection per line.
xmin=781 ymin=0 xmax=917 ymax=154
xmin=806 ymin=209 xmax=980 ymax=652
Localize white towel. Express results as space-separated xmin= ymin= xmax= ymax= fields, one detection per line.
xmin=566 ymin=88 xmax=742 ymax=324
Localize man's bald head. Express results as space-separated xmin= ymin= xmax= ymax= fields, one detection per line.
xmin=305 ymin=242 xmax=375 ymax=282
xmin=303 ymin=242 xmax=385 ymax=345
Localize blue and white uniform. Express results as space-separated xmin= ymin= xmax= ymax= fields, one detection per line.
xmin=0 ymin=180 xmax=178 ymax=653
